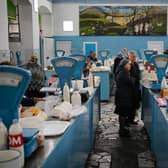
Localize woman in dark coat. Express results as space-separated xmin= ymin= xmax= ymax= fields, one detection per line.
xmin=114 ymin=59 xmax=138 ymax=137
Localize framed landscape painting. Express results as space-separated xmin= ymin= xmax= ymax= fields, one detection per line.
xmin=79 ymin=6 xmax=167 ymax=36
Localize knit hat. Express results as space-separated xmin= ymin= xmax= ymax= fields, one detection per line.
xmin=119 ymin=59 xmax=129 ymax=67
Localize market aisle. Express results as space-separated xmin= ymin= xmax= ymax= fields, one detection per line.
xmin=85 ymin=97 xmax=156 ymax=168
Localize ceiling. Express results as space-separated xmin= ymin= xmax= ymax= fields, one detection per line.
xmin=47 ymin=0 xmax=168 ymax=4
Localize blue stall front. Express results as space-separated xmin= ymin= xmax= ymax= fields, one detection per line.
xmin=24 ymin=84 xmax=100 ymax=168
xmin=142 ymin=86 xmax=168 ymax=168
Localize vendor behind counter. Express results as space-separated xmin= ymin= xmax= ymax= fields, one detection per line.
xmin=0 ymin=58 xmax=46 ymax=107
xmin=21 ymin=55 xmax=46 ymax=99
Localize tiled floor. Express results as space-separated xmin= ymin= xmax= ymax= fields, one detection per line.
xmin=85 ymin=97 xmax=156 ymax=168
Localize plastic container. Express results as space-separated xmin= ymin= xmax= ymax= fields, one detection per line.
xmin=160 ymin=77 xmax=168 ymax=97
xmin=73 ymin=80 xmax=79 ymax=91
xmin=0 ymin=118 xmax=7 ymax=150
xmin=63 ymin=83 xmax=70 ymax=102
xmin=24 ymin=136 xmax=38 ymax=157
xmin=88 ymin=73 xmax=94 ymax=87
xmin=72 ymin=80 xmax=83 ymax=90
xmin=19 ymin=113 xmax=43 ymax=132
xmin=71 ymin=91 xmax=82 ymax=106
xmin=0 ymin=150 xmax=21 ymax=168
xmin=161 ymin=77 xmax=168 ymax=89
xmin=9 ymin=119 xmax=24 ymax=167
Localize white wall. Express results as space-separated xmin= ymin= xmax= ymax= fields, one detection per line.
xmin=38 ymin=0 xmax=52 ymax=13
xmin=20 ymin=4 xmax=33 ymax=50
xmin=0 ymin=0 xmax=9 ymax=50
xmin=53 ymin=3 xmax=79 ymax=35
xmin=9 ymin=4 xmax=34 ymax=64
xmin=41 ymin=14 xmax=53 ymax=36
xmin=32 ymin=10 xmax=40 ymax=52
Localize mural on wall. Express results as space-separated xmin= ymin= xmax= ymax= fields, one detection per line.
xmin=79 ymin=6 xmax=167 ymax=36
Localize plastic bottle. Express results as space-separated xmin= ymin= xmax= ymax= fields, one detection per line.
xmin=88 ymin=73 xmax=93 ymax=87
xmin=0 ymin=118 xmax=7 ymax=150
xmin=104 ymin=59 xmax=107 ymax=66
xmin=161 ymin=77 xmax=168 ymax=89
xmin=63 ymin=82 xmax=70 ymax=103
xmin=160 ymin=77 xmax=168 ymax=98
xmin=71 ymin=91 xmax=81 ymax=106
xmin=73 ymin=80 xmax=79 ymax=91
xmin=9 ymin=119 xmax=24 ymax=167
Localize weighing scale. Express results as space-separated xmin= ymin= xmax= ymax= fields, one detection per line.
xmin=0 ymin=66 xmax=39 ymax=157
xmin=98 ymin=50 xmax=110 ymax=65
xmin=55 ymin=50 xmax=65 ymax=57
xmin=16 ymin=51 xmax=21 ymax=66
xmin=0 ymin=66 xmax=31 ymax=128
xmin=144 ymin=50 xmax=155 ymax=64
xmin=70 ymin=54 xmax=86 ymax=79
xmin=51 ymin=57 xmax=78 ymax=90
xmin=150 ymin=54 xmax=168 ymax=89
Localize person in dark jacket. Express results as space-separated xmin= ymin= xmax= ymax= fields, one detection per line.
xmin=21 ymin=55 xmax=46 ymax=98
xmin=114 ymin=59 xmax=137 ymax=137
xmin=113 ymin=53 xmax=123 ymax=77
xmin=128 ymin=51 xmax=141 ymax=124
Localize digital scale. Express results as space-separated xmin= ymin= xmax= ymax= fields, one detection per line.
xmin=70 ymin=54 xmax=86 ymax=80
xmin=144 ymin=50 xmax=155 ymax=64
xmin=51 ymin=57 xmax=78 ymax=90
xmin=150 ymin=54 xmax=168 ymax=90
xmin=0 ymin=66 xmax=39 ymax=157
xmin=98 ymin=50 xmax=111 ymax=65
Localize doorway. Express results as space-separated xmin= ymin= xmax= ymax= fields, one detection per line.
xmin=83 ymin=42 xmax=97 ymax=57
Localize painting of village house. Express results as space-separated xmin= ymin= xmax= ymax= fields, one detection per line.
xmin=79 ymin=6 xmax=167 ymax=36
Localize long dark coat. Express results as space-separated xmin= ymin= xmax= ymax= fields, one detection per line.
xmin=114 ymin=66 xmax=138 ymax=117
xmin=130 ymin=62 xmax=141 ymax=106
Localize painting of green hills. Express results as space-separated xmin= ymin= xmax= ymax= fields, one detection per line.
xmin=79 ymin=6 xmax=167 ymax=36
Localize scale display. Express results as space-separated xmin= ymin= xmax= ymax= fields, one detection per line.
xmin=0 ymin=72 xmax=23 ymax=87
xmin=55 ymin=60 xmax=74 ymax=67
xmin=153 ymin=57 xmax=168 ymax=68
xmin=101 ymin=51 xmax=108 ymax=57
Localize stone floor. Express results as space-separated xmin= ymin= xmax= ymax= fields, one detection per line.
xmin=85 ymin=97 xmax=156 ymax=168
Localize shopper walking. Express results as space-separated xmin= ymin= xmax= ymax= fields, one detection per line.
xmin=114 ymin=59 xmax=137 ymax=137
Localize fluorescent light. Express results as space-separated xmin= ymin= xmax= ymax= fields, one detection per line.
xmin=63 ymin=21 xmax=73 ymax=32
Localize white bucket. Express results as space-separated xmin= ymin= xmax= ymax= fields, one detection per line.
xmin=0 ymin=150 xmax=21 ymax=168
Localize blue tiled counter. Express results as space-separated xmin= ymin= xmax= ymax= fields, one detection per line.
xmin=24 ymin=85 xmax=100 ymax=168
xmin=142 ymin=86 xmax=168 ymax=168
xmin=92 ymin=71 xmax=110 ymax=101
